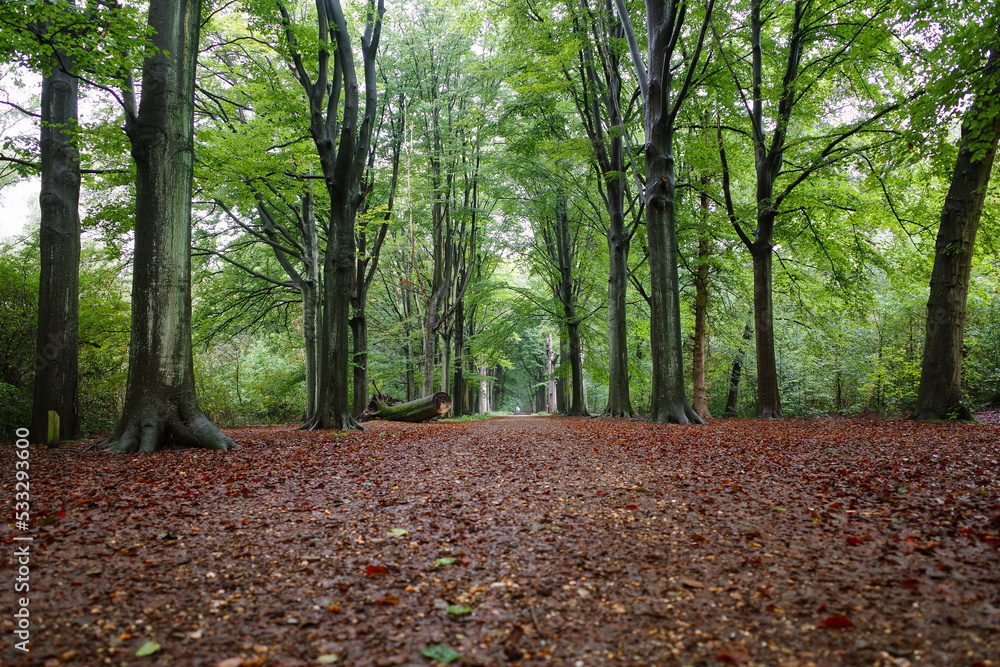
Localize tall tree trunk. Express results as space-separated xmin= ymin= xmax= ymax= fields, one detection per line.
xmin=351 ymin=312 xmax=367 ymax=417
xmin=315 ymin=201 xmax=359 ymax=429
xmin=32 ymin=22 xmax=80 ymax=444
xmin=913 ymin=61 xmax=1000 ymax=420
xmin=606 ymin=197 xmax=634 ymax=416
xmin=479 ymin=365 xmax=490 ymax=414
xmin=724 ymin=321 xmax=753 ymax=417
xmin=634 ymin=0 xmax=710 ymax=424
xmin=546 ymin=332 xmax=557 ymax=412
xmin=555 ymin=200 xmax=587 ymax=416
xmin=284 ymin=0 xmax=383 ymax=431
xmin=692 ymin=228 xmax=712 ymax=419
xmin=567 ymin=319 xmax=586 ymax=415
xmin=556 ymin=335 xmax=568 ymax=413
xmin=751 ymin=240 xmax=782 ymax=417
xmin=106 ymin=0 xmax=233 ymax=453
xmin=452 ymin=300 xmax=465 ymax=416
xmin=302 ymin=281 xmax=320 ymax=421
xmin=423 ymin=320 xmax=437 ymax=397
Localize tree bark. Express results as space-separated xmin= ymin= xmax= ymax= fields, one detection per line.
xmin=913 ymin=58 xmax=1000 ymax=421
xmin=751 ymin=240 xmax=782 ymax=417
xmin=724 ymin=321 xmax=753 ymax=417
xmin=605 ymin=199 xmax=634 ymax=416
xmin=546 ymin=332 xmax=557 ymax=412
xmin=692 ymin=233 xmax=712 ymax=419
xmin=351 ymin=313 xmax=368 ymax=417
xmin=451 ymin=299 xmax=465 ymax=416
xmin=106 ymin=0 xmax=234 ymax=453
xmin=281 ymin=0 xmax=384 ymax=431
xmin=640 ymin=0 xmax=711 ymax=425
xmin=32 ymin=21 xmax=80 ymax=444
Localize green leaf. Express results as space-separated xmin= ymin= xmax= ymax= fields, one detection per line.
xmin=772 ymin=507 xmax=785 ymax=512
xmin=446 ymin=604 xmax=472 ymax=616
xmin=135 ymin=640 xmax=160 ymax=657
xmin=421 ymin=645 xmax=461 ymax=663
xmin=434 ymin=557 xmax=455 ymax=565
xmin=387 ymin=528 xmax=408 ymax=537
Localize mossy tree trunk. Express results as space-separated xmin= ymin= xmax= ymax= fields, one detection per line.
xmin=33 ymin=10 xmax=80 ymax=444
xmin=913 ymin=54 xmax=1000 ymax=421
xmin=106 ymin=0 xmax=234 ymax=453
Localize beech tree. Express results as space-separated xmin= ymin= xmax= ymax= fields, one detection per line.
xmin=32 ymin=3 xmax=81 ymax=443
xmin=614 ymin=0 xmax=714 ymax=423
xmin=277 ymin=0 xmax=385 ymax=430
xmin=714 ymin=0 xmax=908 ymax=418
xmin=104 ymin=0 xmax=234 ymax=452
xmin=913 ymin=48 xmax=1000 ymax=420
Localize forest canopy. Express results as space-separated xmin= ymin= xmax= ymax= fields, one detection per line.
xmin=1 ymin=0 xmax=998 ymax=442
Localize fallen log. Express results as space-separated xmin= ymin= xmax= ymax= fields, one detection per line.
xmin=361 ymin=392 xmax=452 ymax=423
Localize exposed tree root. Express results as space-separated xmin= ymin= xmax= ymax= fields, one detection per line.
xmin=101 ymin=402 xmax=235 ymax=453
xmin=648 ymin=402 xmax=705 ymax=425
xmin=758 ymin=407 xmax=784 ymax=419
xmin=603 ymin=409 xmax=637 ymax=418
xmin=300 ymin=412 xmax=365 ymax=432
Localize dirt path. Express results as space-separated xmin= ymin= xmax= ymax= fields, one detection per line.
xmin=2 ymin=416 xmax=999 ymax=666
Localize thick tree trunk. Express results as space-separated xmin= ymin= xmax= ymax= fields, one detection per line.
xmin=913 ymin=68 xmax=1000 ymax=421
xmin=106 ymin=0 xmax=233 ymax=453
xmin=372 ymin=392 xmax=451 ymax=422
xmin=641 ymin=0 xmax=705 ymax=425
xmin=724 ymin=321 xmax=753 ymax=416
xmin=751 ymin=241 xmax=782 ymax=418
xmin=32 ymin=30 xmax=80 ymax=444
xmin=313 ymin=205 xmax=361 ymax=430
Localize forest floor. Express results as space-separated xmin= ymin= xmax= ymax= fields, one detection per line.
xmin=2 ymin=416 xmax=999 ymax=667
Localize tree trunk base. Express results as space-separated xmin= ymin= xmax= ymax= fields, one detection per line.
xmin=910 ymin=403 xmax=974 ymax=422
xmin=603 ymin=409 xmax=636 ymax=418
xmin=648 ymin=402 xmax=705 ymax=425
xmin=102 ymin=401 xmax=235 ymax=453
xmin=757 ymin=407 xmax=784 ymax=419
xmin=300 ymin=413 xmax=364 ymax=431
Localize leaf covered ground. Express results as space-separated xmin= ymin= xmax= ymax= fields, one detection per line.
xmin=2 ymin=416 xmax=999 ymax=666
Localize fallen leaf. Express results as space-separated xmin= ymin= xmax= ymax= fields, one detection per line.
xmin=135 ymin=640 xmax=160 ymax=656
xmin=365 ymin=565 xmax=390 ymax=577
xmin=822 ymin=615 xmax=855 ymax=629
xmin=420 ymin=645 xmax=461 ymax=663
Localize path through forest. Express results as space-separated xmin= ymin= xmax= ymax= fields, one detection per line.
xmin=2 ymin=416 xmax=999 ymax=666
